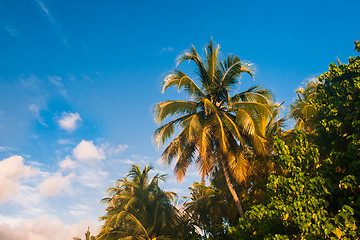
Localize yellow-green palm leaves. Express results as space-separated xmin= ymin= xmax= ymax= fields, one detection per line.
xmin=154 ymin=41 xmax=272 ymax=180
xmin=154 ymin=40 xmax=273 ymax=217
xmin=289 ymin=78 xmax=320 ymax=133
xmin=98 ymin=165 xmax=179 ymax=240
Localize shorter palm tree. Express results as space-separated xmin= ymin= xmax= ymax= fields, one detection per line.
xmin=98 ymin=165 xmax=181 ymax=240
xmin=289 ymin=78 xmax=320 ymax=133
xmin=184 ymin=180 xmax=237 ymax=239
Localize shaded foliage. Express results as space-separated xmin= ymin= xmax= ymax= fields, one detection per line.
xmin=184 ymin=169 xmax=241 ymax=239
xmin=312 ymin=42 xmax=360 ymax=229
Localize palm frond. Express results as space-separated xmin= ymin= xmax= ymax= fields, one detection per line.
xmin=226 ymin=152 xmax=249 ymax=183
xmin=231 ymin=85 xmax=273 ymax=103
xmin=173 ymin=140 xmax=198 ymax=182
xmin=153 ymin=113 xmax=195 ymax=147
xmin=177 ymin=45 xmax=207 ymax=85
xmin=162 ymin=70 xmax=205 ymax=98
xmin=221 ymin=55 xmax=254 ymax=90
xmin=154 ymin=100 xmax=198 ymax=124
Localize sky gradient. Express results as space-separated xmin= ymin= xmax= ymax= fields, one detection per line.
xmin=0 ymin=0 xmax=359 ymax=239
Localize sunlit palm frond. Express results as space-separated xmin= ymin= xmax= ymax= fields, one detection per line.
xmin=173 ymin=140 xmax=198 ymax=182
xmin=221 ymin=113 xmax=246 ymax=147
xmin=177 ymin=45 xmax=207 ymax=85
xmin=153 ymin=113 xmax=195 ymax=147
xmin=204 ymin=39 xmax=220 ymax=85
xmin=221 ymin=55 xmax=254 ymax=90
xmin=231 ymin=85 xmax=272 ymax=104
xmin=162 ymin=70 xmax=205 ymax=98
xmin=290 ymin=78 xmax=321 ymax=132
xmin=154 ymin=100 xmax=198 ymax=124
xmin=226 ymin=152 xmax=249 ymax=183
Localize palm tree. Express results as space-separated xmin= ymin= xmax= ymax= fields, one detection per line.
xmin=98 ymin=165 xmax=181 ymax=240
xmin=289 ymin=78 xmax=320 ymax=133
xmin=184 ymin=179 xmax=239 ymax=239
xmin=153 ymin=40 xmax=273 ymax=217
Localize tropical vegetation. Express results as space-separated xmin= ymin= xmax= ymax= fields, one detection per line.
xmin=92 ymin=40 xmax=360 ymax=239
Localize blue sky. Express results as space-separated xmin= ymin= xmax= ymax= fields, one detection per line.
xmin=0 ymin=0 xmax=359 ymax=239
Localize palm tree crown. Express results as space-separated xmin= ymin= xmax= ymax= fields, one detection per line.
xmin=98 ymin=165 xmax=180 ymax=240
xmin=289 ymin=78 xmax=320 ymax=133
xmin=154 ymin=40 xmax=273 ymax=217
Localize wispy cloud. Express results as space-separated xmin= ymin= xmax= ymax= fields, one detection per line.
xmin=34 ymin=0 xmax=68 ymax=46
xmin=158 ymin=46 xmax=174 ymax=55
xmin=0 ymin=20 xmax=21 ymax=39
xmin=101 ymin=142 xmax=129 ymax=156
xmin=29 ymin=104 xmax=47 ymax=126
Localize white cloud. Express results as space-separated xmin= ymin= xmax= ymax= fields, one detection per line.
xmin=58 ymin=112 xmax=82 ymax=132
xmin=59 ymin=156 xmax=76 ymax=169
xmin=73 ymin=140 xmax=105 ymax=163
xmin=39 ymin=173 xmax=75 ymax=197
xmin=0 ymin=156 xmax=38 ymax=204
xmin=0 ymin=215 xmax=99 ymax=240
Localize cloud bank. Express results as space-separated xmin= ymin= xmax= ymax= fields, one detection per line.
xmin=0 ymin=215 xmax=99 ymax=240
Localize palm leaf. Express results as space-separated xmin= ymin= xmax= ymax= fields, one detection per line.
xmin=162 ymin=70 xmax=205 ymax=98
xmin=154 ymin=100 xmax=198 ymax=124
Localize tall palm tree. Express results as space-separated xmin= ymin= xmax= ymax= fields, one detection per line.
xmin=98 ymin=165 xmax=180 ymax=240
xmin=153 ymin=40 xmax=273 ymax=217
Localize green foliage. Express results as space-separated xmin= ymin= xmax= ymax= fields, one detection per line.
xmin=230 ymin=132 xmax=332 ymax=239
xmin=229 ymin=42 xmax=360 ymax=240
xmin=229 ymin=132 xmax=360 ymax=239
xmin=312 ymin=43 xmax=360 ymax=219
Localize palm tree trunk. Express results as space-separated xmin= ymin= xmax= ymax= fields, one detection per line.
xmin=220 ymin=160 xmax=244 ymax=218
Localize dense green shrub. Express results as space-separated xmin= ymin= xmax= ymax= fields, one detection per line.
xmin=229 ymin=132 xmax=358 ymax=239
xmin=230 ymin=43 xmax=360 ymax=239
